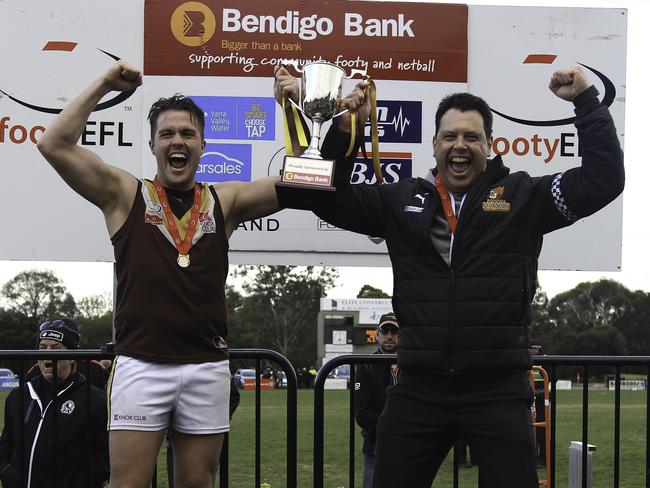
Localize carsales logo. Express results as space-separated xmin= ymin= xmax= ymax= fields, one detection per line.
xmin=197 ymin=143 xmax=252 ymax=183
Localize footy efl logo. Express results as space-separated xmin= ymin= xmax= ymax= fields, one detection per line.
xmin=0 ymin=42 xmax=135 ymax=114
xmin=491 ymin=57 xmax=615 ymax=126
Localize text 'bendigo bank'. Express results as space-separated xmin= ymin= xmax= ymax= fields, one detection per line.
xmin=222 ymin=10 xmax=415 ymax=40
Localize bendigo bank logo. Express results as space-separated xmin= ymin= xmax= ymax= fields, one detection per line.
xmin=170 ymin=1 xmax=217 ymax=46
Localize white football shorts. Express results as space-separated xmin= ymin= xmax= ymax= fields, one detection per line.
xmin=107 ymin=355 xmax=230 ymax=434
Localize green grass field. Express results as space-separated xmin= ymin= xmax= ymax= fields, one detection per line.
xmin=2 ymin=388 xmax=647 ymax=487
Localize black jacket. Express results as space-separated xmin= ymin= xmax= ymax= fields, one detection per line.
xmin=0 ymin=372 xmax=109 ymax=488
xmin=311 ymin=86 xmax=624 ymax=374
xmin=355 ymin=350 xmax=399 ymax=455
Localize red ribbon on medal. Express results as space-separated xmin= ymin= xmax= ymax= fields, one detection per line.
xmin=153 ymin=177 xmax=201 ymax=267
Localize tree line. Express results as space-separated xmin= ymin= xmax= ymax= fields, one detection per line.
xmin=530 ymin=279 xmax=650 ymax=357
xmin=2 ymin=269 xmax=650 ymax=372
xmin=0 ymin=266 xmax=339 ymax=370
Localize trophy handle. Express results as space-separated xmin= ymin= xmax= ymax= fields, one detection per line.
xmin=280 ymin=59 xmax=303 ymax=74
xmin=347 ymin=69 xmax=367 ymax=79
xmin=331 ymin=69 xmax=368 ymax=119
xmin=331 ymin=69 xmax=369 ymax=118
xmin=287 ymin=97 xmax=303 ymax=113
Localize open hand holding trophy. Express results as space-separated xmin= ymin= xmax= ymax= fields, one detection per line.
xmin=275 ymin=60 xmax=381 ymax=209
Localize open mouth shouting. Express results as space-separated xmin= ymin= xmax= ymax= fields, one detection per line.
xmin=449 ymin=155 xmax=472 ymax=175
xmin=168 ymin=152 xmax=189 ymax=172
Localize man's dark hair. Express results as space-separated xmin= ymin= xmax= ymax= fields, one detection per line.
xmin=435 ymin=92 xmax=493 ymax=140
xmin=147 ymin=93 xmax=205 ymax=140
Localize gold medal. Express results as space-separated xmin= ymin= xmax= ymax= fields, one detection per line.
xmin=177 ymin=253 xmax=190 ymax=268
xmin=152 ymin=177 xmax=202 ymax=270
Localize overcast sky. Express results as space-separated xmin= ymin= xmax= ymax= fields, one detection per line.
xmin=0 ymin=0 xmax=647 ymax=303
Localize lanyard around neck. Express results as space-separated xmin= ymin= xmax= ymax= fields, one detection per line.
xmin=434 ymin=175 xmax=458 ymax=235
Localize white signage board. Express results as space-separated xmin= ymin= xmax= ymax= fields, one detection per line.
xmin=321 ymin=298 xmax=393 ymax=324
xmin=608 ymin=379 xmax=645 ymax=391
xmin=468 ymin=6 xmax=626 ymax=270
xmin=324 ymin=378 xmax=348 ymax=390
xmin=325 ymin=344 xmax=354 ymax=353
xmin=0 ymin=0 xmax=144 ymax=261
xmin=0 ymin=1 xmax=625 ymax=273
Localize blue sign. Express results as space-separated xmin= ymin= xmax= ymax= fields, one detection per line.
xmin=0 ymin=378 xmax=19 ymax=390
xmin=365 ymin=100 xmax=422 ymax=143
xmin=191 ymin=96 xmax=275 ymax=140
xmin=196 ymin=143 xmax=252 ymax=183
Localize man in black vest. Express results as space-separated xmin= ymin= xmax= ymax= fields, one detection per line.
xmin=274 ymin=66 xmax=624 ymax=487
xmin=355 ymin=312 xmax=400 ymax=488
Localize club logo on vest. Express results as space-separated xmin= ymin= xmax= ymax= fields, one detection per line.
xmin=199 ymin=211 xmax=216 ymax=233
xmin=60 ymin=400 xmax=75 ymax=415
xmin=144 ymin=202 xmax=164 ymax=225
xmin=482 ymin=186 xmax=511 ymax=212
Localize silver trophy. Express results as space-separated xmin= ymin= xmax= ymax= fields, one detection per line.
xmin=283 ymin=60 xmax=366 ymax=159
xmin=276 ymin=61 xmax=366 ymax=210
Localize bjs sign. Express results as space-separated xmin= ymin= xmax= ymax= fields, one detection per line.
xmin=350 ymin=153 xmax=413 ymax=185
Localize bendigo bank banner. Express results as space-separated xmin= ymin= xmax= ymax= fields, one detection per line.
xmin=141 ymin=0 xmax=472 ymax=266
xmin=144 ymin=0 xmax=468 ymax=82
xmin=0 ymin=0 xmax=625 ymax=271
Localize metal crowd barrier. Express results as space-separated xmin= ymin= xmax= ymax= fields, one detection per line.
xmin=313 ymin=354 xmax=650 ymax=488
xmin=0 ymin=348 xmax=298 ymax=488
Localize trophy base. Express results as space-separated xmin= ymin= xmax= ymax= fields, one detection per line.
xmin=275 ymin=155 xmax=337 ymax=210
xmin=275 ymin=181 xmax=336 ymax=211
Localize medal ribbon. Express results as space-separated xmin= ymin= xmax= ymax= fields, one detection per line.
xmin=282 ymin=97 xmax=310 ymax=157
xmin=434 ymin=175 xmax=458 ymax=235
xmin=346 ymin=77 xmax=382 ymax=183
xmin=152 ymin=177 xmax=202 ymax=255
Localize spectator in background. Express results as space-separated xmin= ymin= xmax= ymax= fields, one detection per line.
xmin=297 ymin=368 xmax=308 ymax=389
xmin=25 ymin=356 xmax=109 ymax=391
xmin=355 ymin=313 xmax=400 ymax=488
xmin=530 ymin=339 xmax=546 ymax=468
xmin=0 ymin=319 xmax=109 ymax=488
xmin=308 ymin=366 xmax=317 ymax=388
